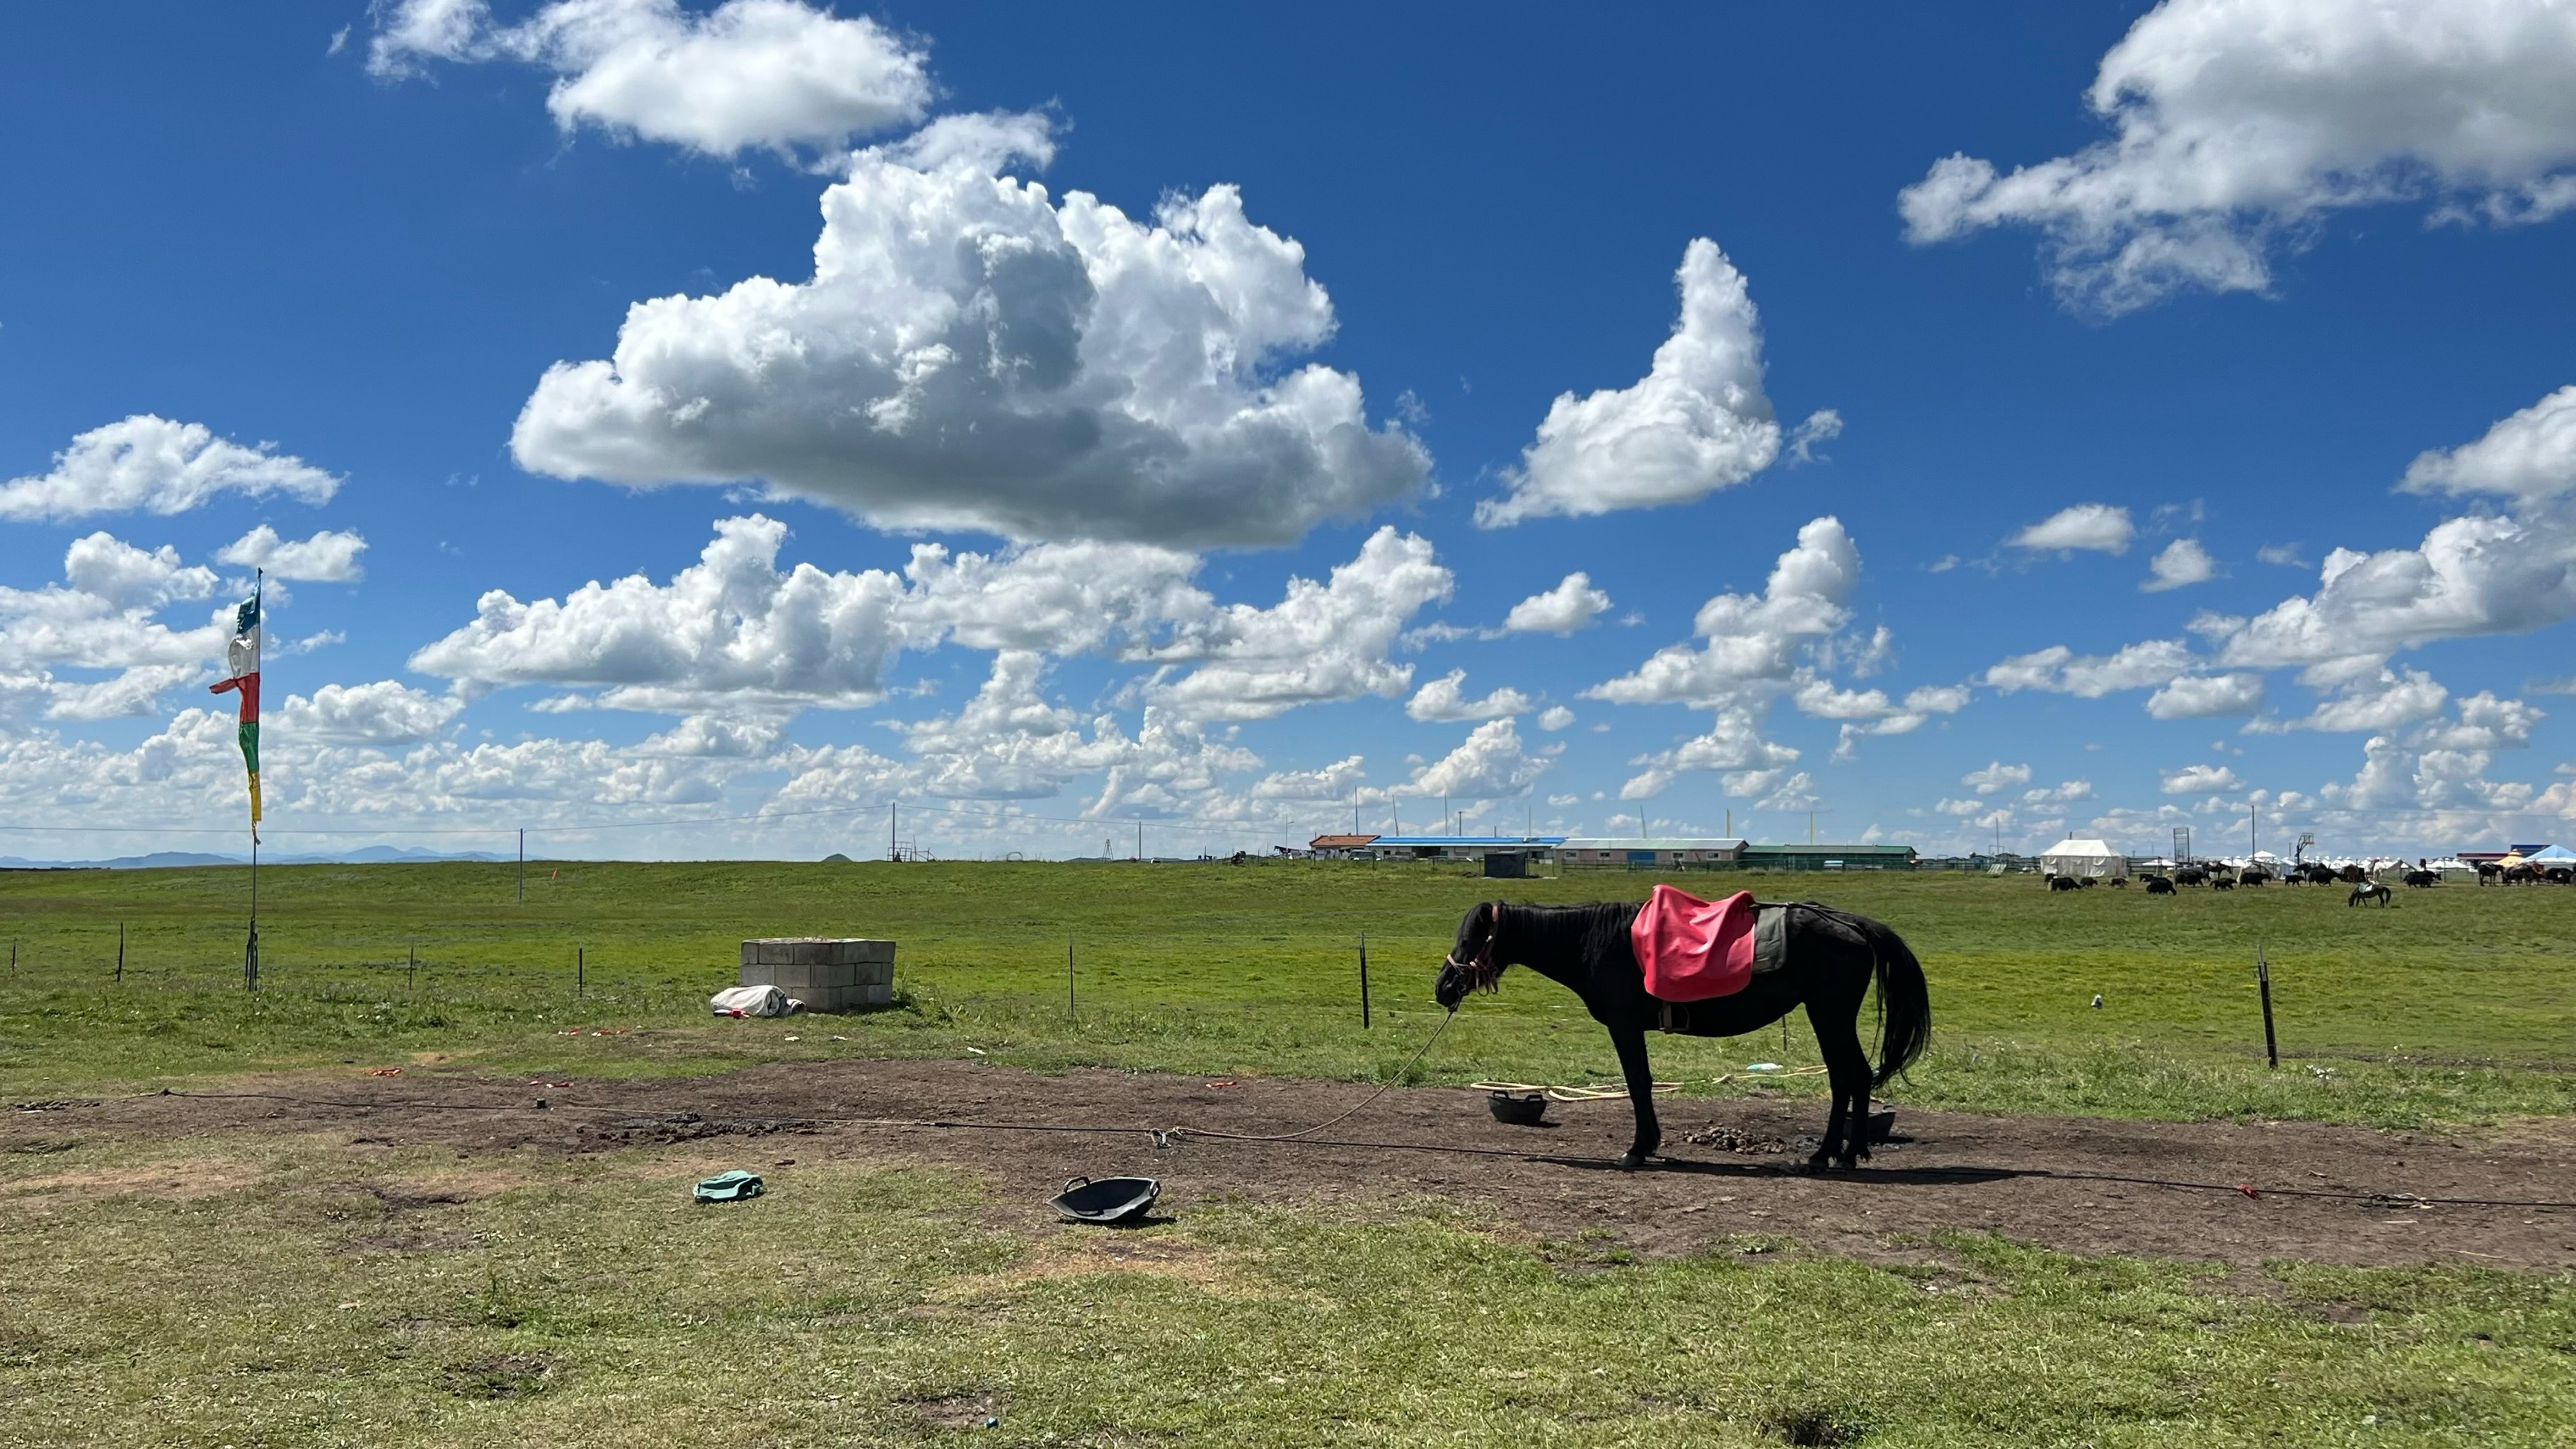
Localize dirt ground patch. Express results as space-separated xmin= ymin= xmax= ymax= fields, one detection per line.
xmin=21 ymin=1060 xmax=2576 ymax=1269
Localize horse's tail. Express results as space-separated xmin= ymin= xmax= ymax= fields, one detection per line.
xmin=1863 ymin=918 xmax=1932 ymax=1089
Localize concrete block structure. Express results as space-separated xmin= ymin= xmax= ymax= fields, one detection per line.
xmin=740 ymin=937 xmax=895 ymax=1011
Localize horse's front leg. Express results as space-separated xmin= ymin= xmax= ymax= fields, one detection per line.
xmin=1609 ymin=1023 xmax=1662 ymax=1170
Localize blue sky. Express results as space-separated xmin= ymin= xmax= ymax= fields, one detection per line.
xmin=4 ymin=0 xmax=2575 ymax=862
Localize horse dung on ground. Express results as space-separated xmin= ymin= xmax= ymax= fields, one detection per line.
xmin=1432 ymin=894 xmax=1931 ymax=1172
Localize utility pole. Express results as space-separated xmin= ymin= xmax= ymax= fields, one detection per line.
xmin=889 ymin=802 xmax=897 ymax=862
xmin=1809 ymin=810 xmax=1817 ymax=845
xmin=517 ymin=828 xmax=524 ymax=903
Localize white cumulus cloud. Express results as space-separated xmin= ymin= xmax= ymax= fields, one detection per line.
xmin=1148 ymin=528 xmax=1454 ymax=720
xmin=1404 ymin=670 xmax=1531 ymax=723
xmin=2146 ymin=671 xmax=2265 ymax=719
xmin=0 ymin=416 xmax=338 ymax=523
xmin=369 ymin=0 xmax=933 ymax=158
xmin=217 ymin=526 xmax=368 ymax=583
xmin=1504 ymin=572 xmax=1612 ymax=635
xmin=2401 ymin=384 xmax=2576 ymax=502
xmin=2143 ymin=537 xmax=2215 ymax=591
xmin=1404 ymin=719 xmax=1553 ymax=800
xmin=275 ymin=681 xmax=464 ymax=744
xmin=1589 ymin=516 xmax=1859 ymax=710
xmin=2008 ymin=503 xmax=2134 ymax=555
xmin=2160 ymin=763 xmax=2242 ymax=795
xmin=510 ymin=133 xmax=1428 ymax=547
xmin=1984 ymin=639 xmax=2193 ymax=697
xmin=1899 ymin=0 xmax=2576 ymax=314
xmin=1962 ymin=761 xmax=2032 ymax=796
xmin=1478 ymin=240 xmax=1790 ymax=526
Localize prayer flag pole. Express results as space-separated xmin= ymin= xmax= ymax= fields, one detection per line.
xmin=212 ymin=571 xmax=263 ymax=991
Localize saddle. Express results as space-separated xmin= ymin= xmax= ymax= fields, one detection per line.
xmin=1631 ymin=884 xmax=1788 ymax=1003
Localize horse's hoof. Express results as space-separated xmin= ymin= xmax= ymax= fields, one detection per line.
xmin=1616 ymin=1152 xmax=1648 ymax=1171
xmin=1802 ymin=1152 xmax=1832 ymax=1174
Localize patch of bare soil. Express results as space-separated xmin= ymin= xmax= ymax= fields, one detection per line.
xmin=905 ymin=1392 xmax=997 ymax=1429
xmin=19 ymin=1060 xmax=2576 ymax=1269
xmin=440 ymin=1354 xmax=551 ymax=1399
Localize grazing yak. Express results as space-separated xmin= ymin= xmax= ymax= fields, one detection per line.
xmin=2297 ymin=863 xmax=2340 ymax=885
xmin=2143 ymin=875 xmax=2176 ymax=895
xmin=2349 ymin=882 xmax=2393 ymax=907
xmin=2210 ymin=876 xmax=2236 ymax=891
xmin=2049 ymin=874 xmax=2079 ymax=892
xmin=2173 ymin=866 xmax=2209 ymax=887
xmin=2505 ymin=864 xmax=2544 ymax=884
xmin=2338 ymin=864 xmax=2369 ymax=884
xmin=2238 ymin=866 xmax=2271 ymax=886
xmin=2078 ymin=876 xmax=2098 ymax=888
xmin=2403 ymin=870 xmax=2439 ymax=888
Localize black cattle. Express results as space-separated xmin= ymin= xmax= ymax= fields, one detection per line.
xmin=2048 ymin=875 xmax=2079 ymax=892
xmin=2238 ymin=866 xmax=2271 ymax=886
xmin=2211 ymin=877 xmax=2235 ymax=891
xmin=2078 ymin=876 xmax=2098 ymax=888
xmin=2550 ymin=867 xmax=2575 ymax=886
xmin=2300 ymin=864 xmax=2340 ymax=885
xmin=2477 ymin=861 xmax=2504 ymax=885
xmin=2143 ymin=875 xmax=2176 ymax=895
xmin=2505 ymin=865 xmax=2543 ymax=884
xmin=2403 ymin=870 xmax=2438 ymax=888
xmin=2173 ymin=866 xmax=2209 ymax=887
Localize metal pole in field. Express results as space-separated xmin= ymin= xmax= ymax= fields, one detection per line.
xmin=1358 ymin=930 xmax=1371 ymax=1029
xmin=2255 ymin=941 xmax=2278 ymax=1069
xmin=117 ymin=923 xmax=124 ymax=985
xmin=577 ymin=944 xmax=585 ymax=998
xmin=517 ymin=829 xmax=525 ymax=903
xmin=1066 ymin=931 xmax=1076 ymax=1018
xmin=408 ymin=940 xmax=416 ymax=999
xmin=889 ymin=802 xmax=897 ymax=862
xmin=246 ymin=830 xmax=260 ymax=993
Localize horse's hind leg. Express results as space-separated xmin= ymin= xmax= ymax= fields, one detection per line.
xmin=1807 ymin=997 xmax=1873 ymax=1171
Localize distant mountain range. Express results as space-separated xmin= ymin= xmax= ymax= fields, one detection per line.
xmin=0 ymin=845 xmax=511 ymax=870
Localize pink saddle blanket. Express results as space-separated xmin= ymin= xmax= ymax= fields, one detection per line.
xmin=1631 ymin=884 xmax=1758 ymax=1002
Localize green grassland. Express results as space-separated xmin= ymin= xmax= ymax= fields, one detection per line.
xmin=3 ymin=860 xmax=2572 ymax=1126
xmin=8 ymin=861 xmax=2576 ymax=1445
xmin=4 ymin=1133 xmax=2571 ymax=1448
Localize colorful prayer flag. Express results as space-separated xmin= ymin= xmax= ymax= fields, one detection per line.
xmin=209 ymin=587 xmax=261 ymax=839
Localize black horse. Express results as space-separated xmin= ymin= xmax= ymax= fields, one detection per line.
xmin=1432 ymin=899 xmax=1931 ymax=1172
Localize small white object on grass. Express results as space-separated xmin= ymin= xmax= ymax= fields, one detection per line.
xmin=1747 ymin=1062 xmax=1783 ymax=1072
xmin=2091 ymin=994 xmax=2103 ymax=1009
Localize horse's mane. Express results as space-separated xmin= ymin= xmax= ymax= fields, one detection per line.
xmin=1498 ymin=899 xmax=1643 ymax=973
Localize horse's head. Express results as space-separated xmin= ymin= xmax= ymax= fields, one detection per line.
xmin=1433 ymin=900 xmax=1505 ymax=1011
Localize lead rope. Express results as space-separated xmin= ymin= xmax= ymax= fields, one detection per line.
xmin=1173 ymin=1007 xmax=1456 ymax=1145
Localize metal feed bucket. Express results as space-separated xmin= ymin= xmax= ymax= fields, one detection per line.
xmin=1050 ymin=1176 xmax=1161 ymax=1224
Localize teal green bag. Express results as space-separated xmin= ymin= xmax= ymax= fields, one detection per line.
xmin=693 ymin=1170 xmax=764 ymax=1203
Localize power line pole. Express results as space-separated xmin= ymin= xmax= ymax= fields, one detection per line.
xmin=517 ymin=827 xmax=524 ymax=903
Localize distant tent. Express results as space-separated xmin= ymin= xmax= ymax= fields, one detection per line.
xmin=2039 ymin=837 xmax=2129 ymax=879
xmin=2527 ymin=845 xmax=2576 ymax=866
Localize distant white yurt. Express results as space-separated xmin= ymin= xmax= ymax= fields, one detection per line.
xmin=2039 ymin=837 xmax=2129 ymax=879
